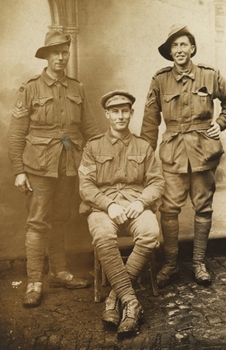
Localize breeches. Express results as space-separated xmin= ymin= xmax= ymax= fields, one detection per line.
xmin=26 ymin=173 xmax=76 ymax=233
xmin=160 ymin=168 xmax=216 ymax=216
xmin=87 ymin=209 xmax=160 ymax=250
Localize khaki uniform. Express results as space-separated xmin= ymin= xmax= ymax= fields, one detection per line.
xmin=78 ymin=128 xmax=164 ymax=302
xmin=9 ymin=69 xmax=100 ymax=177
xmin=79 ymin=129 xmax=165 ymax=215
xmin=8 ymin=68 xmax=100 ymax=281
xmin=141 ymin=63 xmax=226 ymax=173
xmin=141 ymin=61 xmax=226 ymax=283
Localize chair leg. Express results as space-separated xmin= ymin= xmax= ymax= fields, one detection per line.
xmin=94 ymin=249 xmax=101 ymax=302
xmin=149 ymin=251 xmax=159 ymax=297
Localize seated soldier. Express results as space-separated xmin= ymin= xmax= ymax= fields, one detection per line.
xmin=78 ymin=90 xmax=165 ymax=335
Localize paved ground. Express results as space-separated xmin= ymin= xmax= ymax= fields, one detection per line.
xmin=1 ymin=238 xmax=226 ymax=350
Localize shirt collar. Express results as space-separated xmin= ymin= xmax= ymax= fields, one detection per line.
xmin=41 ymin=68 xmax=68 ymax=87
xmin=173 ymin=62 xmax=195 ymax=81
xmin=106 ymin=128 xmax=132 ymax=145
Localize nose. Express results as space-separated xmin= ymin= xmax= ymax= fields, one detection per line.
xmin=58 ymin=52 xmax=63 ymax=59
xmin=118 ymin=110 xmax=123 ymax=118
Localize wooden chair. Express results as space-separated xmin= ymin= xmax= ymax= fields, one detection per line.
xmin=94 ymin=237 xmax=159 ymax=302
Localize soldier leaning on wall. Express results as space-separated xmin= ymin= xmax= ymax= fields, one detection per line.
xmin=141 ymin=24 xmax=226 ymax=288
xmin=8 ymin=31 xmax=101 ymax=308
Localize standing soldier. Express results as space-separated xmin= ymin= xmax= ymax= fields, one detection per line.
xmin=141 ymin=24 xmax=226 ymax=288
xmin=8 ymin=31 xmax=101 ymax=307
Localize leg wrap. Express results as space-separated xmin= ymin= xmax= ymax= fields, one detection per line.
xmin=161 ymin=214 xmax=179 ymax=266
xmin=96 ymin=242 xmax=135 ymax=303
xmin=126 ymin=245 xmax=152 ymax=281
xmin=26 ymin=230 xmax=47 ymax=283
xmin=47 ymin=223 xmax=67 ymax=274
xmin=193 ymin=215 xmax=211 ymax=265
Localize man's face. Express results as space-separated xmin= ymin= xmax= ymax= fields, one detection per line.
xmin=170 ymin=35 xmax=195 ymax=69
xmin=46 ymin=44 xmax=70 ymax=74
xmin=105 ymin=103 xmax=133 ymax=133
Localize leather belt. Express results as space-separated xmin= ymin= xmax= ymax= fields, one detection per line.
xmin=166 ymin=122 xmax=211 ymax=133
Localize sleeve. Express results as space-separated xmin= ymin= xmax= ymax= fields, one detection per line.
xmin=78 ymin=141 xmax=115 ymax=212
xmin=215 ymin=70 xmax=226 ymax=131
xmin=79 ymin=84 xmax=102 ymax=141
xmin=140 ymin=76 xmax=162 ymax=150
xmin=136 ymin=145 xmax=165 ymax=212
xmin=8 ymin=84 xmax=30 ymax=175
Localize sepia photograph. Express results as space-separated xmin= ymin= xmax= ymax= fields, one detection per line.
xmin=1 ymin=0 xmax=226 ymax=348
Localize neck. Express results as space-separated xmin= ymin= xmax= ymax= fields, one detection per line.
xmin=46 ymin=67 xmax=64 ymax=80
xmin=110 ymin=127 xmax=129 ymax=139
xmin=174 ymin=60 xmax=192 ymax=72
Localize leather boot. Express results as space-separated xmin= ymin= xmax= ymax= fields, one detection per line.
xmin=157 ymin=214 xmax=179 ymax=288
xmin=102 ymin=290 xmax=121 ymax=326
xmin=193 ymin=219 xmax=211 ymax=285
xmin=117 ymin=299 xmax=144 ymax=335
xmin=23 ymin=282 xmax=42 ymax=308
xmin=49 ymin=271 xmax=90 ymax=289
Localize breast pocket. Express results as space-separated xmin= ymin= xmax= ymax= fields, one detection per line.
xmin=94 ymin=155 xmax=114 ymax=183
xmin=127 ymin=154 xmax=146 ymax=182
xmin=23 ymin=135 xmax=52 ymax=170
xmin=192 ymin=86 xmax=213 ymax=118
xmin=66 ymin=95 xmax=83 ymax=124
xmin=32 ymin=96 xmax=54 ymax=125
xmin=162 ymin=93 xmax=180 ymax=122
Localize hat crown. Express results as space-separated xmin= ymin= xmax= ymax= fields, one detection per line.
xmin=101 ymin=90 xmax=136 ymax=108
xmin=167 ymin=24 xmax=187 ymax=38
xmin=44 ymin=31 xmax=70 ymax=47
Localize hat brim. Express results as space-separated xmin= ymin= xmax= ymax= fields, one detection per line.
xmin=158 ymin=28 xmax=196 ymax=61
xmin=35 ymin=37 xmax=71 ymax=59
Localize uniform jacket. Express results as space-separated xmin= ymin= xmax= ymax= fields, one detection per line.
xmin=8 ymin=69 xmax=100 ymax=177
xmin=141 ymin=62 xmax=226 ymax=173
xmin=78 ymin=129 xmax=165 ymax=214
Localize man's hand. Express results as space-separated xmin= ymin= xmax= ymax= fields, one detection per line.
xmin=107 ymin=203 xmax=128 ymax=225
xmin=125 ymin=200 xmax=144 ymax=219
xmin=207 ymin=122 xmax=221 ymax=140
xmin=15 ymin=173 xmax=33 ymax=193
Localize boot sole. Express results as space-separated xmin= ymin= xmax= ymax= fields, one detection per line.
xmin=157 ymin=272 xmax=179 ymax=288
xmin=194 ymin=276 xmax=212 ymax=286
xmin=49 ymin=281 xmax=90 ymax=289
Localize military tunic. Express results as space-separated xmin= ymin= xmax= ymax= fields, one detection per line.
xmin=141 ymin=63 xmax=226 ymax=174
xmin=8 ymin=68 xmax=100 ymax=177
xmin=78 ymin=129 xmax=165 ymax=249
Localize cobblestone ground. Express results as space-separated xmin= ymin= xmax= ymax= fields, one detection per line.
xmin=1 ymin=240 xmax=226 ymax=350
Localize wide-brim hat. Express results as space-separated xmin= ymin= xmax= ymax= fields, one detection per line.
xmin=158 ymin=24 xmax=197 ymax=61
xmin=101 ymin=90 xmax=136 ymax=109
xmin=35 ymin=31 xmax=71 ymax=59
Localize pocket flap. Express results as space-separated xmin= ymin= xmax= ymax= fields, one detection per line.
xmin=127 ymin=155 xmax=146 ymax=164
xmin=71 ymin=138 xmax=83 ymax=149
xmin=95 ymin=155 xmax=114 ymax=163
xmin=26 ymin=135 xmax=52 ymax=145
xmin=67 ymin=95 xmax=83 ymax=104
xmin=32 ymin=97 xmax=53 ymax=107
xmin=163 ymin=93 xmax=180 ymax=102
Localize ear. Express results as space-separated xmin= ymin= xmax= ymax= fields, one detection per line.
xmin=130 ymin=109 xmax=134 ymax=118
xmin=191 ymin=45 xmax=195 ymax=54
xmin=104 ymin=109 xmax=110 ymax=119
